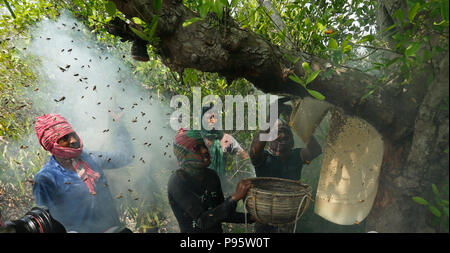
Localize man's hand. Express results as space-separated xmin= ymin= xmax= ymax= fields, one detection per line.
xmin=231 ymin=178 xmax=253 ymax=202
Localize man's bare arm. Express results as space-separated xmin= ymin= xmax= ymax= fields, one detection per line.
xmin=249 ymin=131 xmax=268 ymax=165
xmin=300 ymin=135 xmax=322 ymax=164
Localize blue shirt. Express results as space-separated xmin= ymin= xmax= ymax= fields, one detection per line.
xmin=32 ymin=126 xmax=133 ymax=233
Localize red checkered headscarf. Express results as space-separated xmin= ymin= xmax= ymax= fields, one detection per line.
xmin=35 ymin=114 xmax=83 ymax=159
xmin=173 ymin=128 xmax=210 ymax=174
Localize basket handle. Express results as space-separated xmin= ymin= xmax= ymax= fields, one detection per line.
xmin=292 ymin=194 xmax=310 ymax=233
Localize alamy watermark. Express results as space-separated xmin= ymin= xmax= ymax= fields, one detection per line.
xmin=169 ymin=87 xmax=279 ymax=141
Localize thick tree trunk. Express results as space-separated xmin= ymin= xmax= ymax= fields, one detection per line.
xmin=111 ymin=0 xmax=427 ymax=142
xmin=111 ymin=0 xmax=449 ymax=232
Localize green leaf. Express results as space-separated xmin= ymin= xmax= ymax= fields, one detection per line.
xmin=2 ymin=0 xmax=16 ymax=19
xmin=382 ymin=24 xmax=398 ymax=33
xmin=360 ymin=89 xmax=375 ymax=101
xmin=153 ymin=0 xmax=162 ymax=12
xmin=432 ymin=184 xmax=440 ymax=196
xmin=305 ymin=70 xmax=321 ymax=85
xmin=412 ymin=196 xmax=429 ymax=205
xmin=105 ymin=1 xmax=117 ymax=16
xmin=405 ymin=43 xmax=421 ymax=57
xmin=442 ymin=0 xmax=449 ymax=21
xmin=302 ymin=62 xmax=310 ymax=73
xmin=357 ymin=35 xmax=375 ymax=44
xmin=429 ymin=206 xmax=441 ymax=217
xmin=132 ymin=17 xmax=146 ymax=25
xmin=307 ymin=89 xmax=325 ymax=100
xmin=289 ymin=74 xmax=303 ymax=86
xmin=183 ymin=17 xmax=203 ymax=27
xmin=393 ymin=9 xmax=405 ymax=23
xmin=443 ymin=207 xmax=449 ymax=217
xmin=444 ymin=148 xmax=449 ymax=153
xmin=129 ymin=26 xmax=151 ymax=41
xmin=408 ymin=3 xmax=421 ymax=22
xmin=317 ymin=22 xmax=325 ymax=32
xmin=441 ymin=200 xmax=449 ymax=207
xmin=329 ymin=38 xmax=338 ymax=49
xmin=148 ymin=16 xmax=159 ymax=39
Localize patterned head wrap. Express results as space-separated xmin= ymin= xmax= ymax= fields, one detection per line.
xmin=35 ymin=114 xmax=83 ymax=159
xmin=268 ymin=120 xmax=294 ymax=156
xmin=173 ymin=128 xmax=210 ymax=174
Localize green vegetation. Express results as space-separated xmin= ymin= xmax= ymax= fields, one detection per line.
xmin=1 ymin=0 xmax=448 ymax=232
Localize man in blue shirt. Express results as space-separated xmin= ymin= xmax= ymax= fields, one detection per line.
xmin=32 ymin=113 xmax=134 ymax=233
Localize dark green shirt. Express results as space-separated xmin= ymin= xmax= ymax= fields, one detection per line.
xmin=253 ymin=148 xmax=304 ymax=180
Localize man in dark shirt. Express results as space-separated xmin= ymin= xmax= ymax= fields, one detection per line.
xmin=168 ymin=129 xmax=255 ymax=233
xmin=249 ymin=119 xmax=322 ymax=232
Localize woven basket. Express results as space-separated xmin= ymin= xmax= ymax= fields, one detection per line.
xmin=244 ymin=177 xmax=312 ymax=225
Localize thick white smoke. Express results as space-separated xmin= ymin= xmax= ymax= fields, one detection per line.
xmin=24 ymin=12 xmax=179 ymax=232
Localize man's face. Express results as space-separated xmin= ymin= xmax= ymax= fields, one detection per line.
xmin=192 ymin=142 xmax=211 ymax=166
xmin=275 ymin=132 xmax=289 ymax=144
xmin=57 ymin=132 xmax=80 ymax=149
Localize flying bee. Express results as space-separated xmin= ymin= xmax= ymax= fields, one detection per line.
xmin=131 ymin=117 xmax=137 ymax=123
xmin=144 ymin=127 xmax=147 ymax=131
xmin=54 ymin=96 xmax=66 ymax=102
xmin=107 ymin=158 xmax=111 ymax=163
xmin=33 ymin=88 xmax=39 ymax=91
xmin=119 ymin=106 xmax=124 ymax=111
xmin=87 ymin=46 xmax=91 ymax=49
xmin=92 ymin=116 xmax=96 ymax=120
xmin=164 ymin=152 xmax=167 ymax=156
xmin=74 ymin=57 xmax=78 ymax=60
xmin=74 ymin=73 xmax=79 ymax=76
xmin=61 ymin=49 xmax=64 ymax=52
xmin=160 ymin=136 xmax=163 ymax=140
xmin=144 ymin=142 xmax=148 ymax=145
xmin=97 ymin=102 xmax=101 ymax=105
xmin=98 ymin=154 xmax=102 ymax=158
xmin=106 ymin=84 xmax=110 ymax=87
xmin=58 ymin=66 xmax=66 ymax=72
xmin=20 ymin=145 xmax=28 ymax=149
xmin=128 ymin=189 xmax=133 ymax=192
xmin=148 ymin=120 xmax=151 ymax=124
xmin=46 ymin=37 xmax=51 ymax=40
xmin=65 ymin=64 xmax=70 ymax=69
xmin=81 ymin=96 xmax=84 ymax=99
xmin=122 ymin=88 xmax=125 ymax=92
xmin=93 ymin=86 xmax=96 ymax=91
xmin=105 ymin=57 xmax=108 ymax=60
xmin=81 ymin=65 xmax=84 ymax=68
xmin=65 ymin=182 xmax=71 ymax=184
xmin=133 ymin=103 xmax=138 ymax=106
xmin=115 ymin=193 xmax=123 ymax=199
xmin=67 ymin=48 xmax=72 ymax=53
